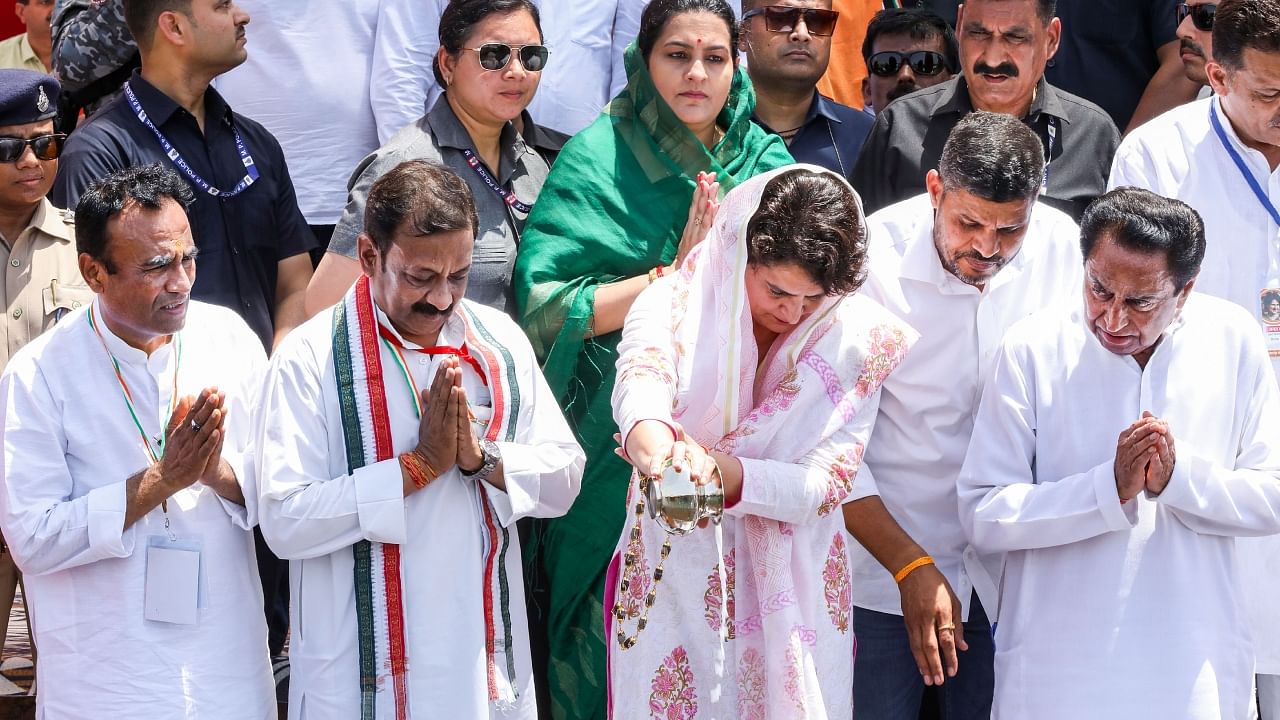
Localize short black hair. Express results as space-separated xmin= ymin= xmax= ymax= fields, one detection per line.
xmin=363 ymin=160 xmax=479 ymax=257
xmin=961 ymin=0 xmax=1057 ymax=24
xmin=861 ymin=8 xmax=959 ymax=73
xmin=433 ymin=0 xmax=543 ymax=87
xmin=937 ymin=111 xmax=1044 ymax=203
xmin=637 ymin=0 xmax=739 ymax=63
xmin=123 ymin=0 xmax=192 ymax=49
xmin=1080 ymin=187 xmax=1206 ymax=290
xmin=746 ymin=169 xmax=868 ymax=296
xmin=1213 ymin=0 xmax=1280 ymax=71
xmin=75 ymin=163 xmax=194 ymax=273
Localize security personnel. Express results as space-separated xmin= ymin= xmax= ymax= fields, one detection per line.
xmin=0 ymin=67 xmax=93 ymax=646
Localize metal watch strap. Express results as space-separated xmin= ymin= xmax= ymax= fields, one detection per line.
xmin=462 ymin=438 xmax=500 ymax=480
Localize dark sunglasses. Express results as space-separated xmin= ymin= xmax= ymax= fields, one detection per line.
xmin=1176 ymin=3 xmax=1216 ymax=31
xmin=742 ymin=6 xmax=840 ymax=37
xmin=867 ymin=50 xmax=949 ymax=77
xmin=0 ymin=134 xmax=66 ymax=163
xmin=470 ymin=43 xmax=550 ymax=72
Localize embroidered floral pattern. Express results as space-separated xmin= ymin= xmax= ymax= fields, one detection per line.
xmin=619 ymin=523 xmax=652 ymax=620
xmin=816 ymin=445 xmax=865 ymax=517
xmin=855 ymin=325 xmax=911 ymax=398
xmin=823 ymin=533 xmax=852 ymax=633
xmin=703 ymin=549 xmax=736 ymax=635
xmin=620 ymin=346 xmax=676 ymax=387
xmin=736 ymin=647 xmax=766 ymax=720
xmin=650 ymin=646 xmax=698 ymax=720
xmin=755 ymin=368 xmax=801 ymax=418
xmin=783 ymin=631 xmax=807 ymax=714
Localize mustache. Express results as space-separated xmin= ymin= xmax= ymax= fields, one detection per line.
xmin=887 ymin=81 xmax=919 ymax=102
xmin=1179 ymin=38 xmax=1204 ymax=58
xmin=973 ymin=61 xmax=1019 ymax=77
xmin=411 ymin=299 xmax=455 ymax=317
xmin=957 ymin=250 xmax=1006 ymax=266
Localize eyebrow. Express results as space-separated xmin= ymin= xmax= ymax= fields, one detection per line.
xmin=140 ymin=247 xmax=198 ymax=269
xmin=768 ymin=282 xmax=824 ymax=299
xmin=663 ymin=39 xmax=731 ymax=53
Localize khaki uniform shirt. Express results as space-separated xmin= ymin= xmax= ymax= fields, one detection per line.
xmin=0 ymin=34 xmax=47 ymax=73
xmin=0 ymin=199 xmax=93 ymax=370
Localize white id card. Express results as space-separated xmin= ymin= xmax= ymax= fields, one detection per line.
xmin=144 ymin=539 xmax=200 ymax=624
xmin=1261 ymin=289 xmax=1280 ymax=358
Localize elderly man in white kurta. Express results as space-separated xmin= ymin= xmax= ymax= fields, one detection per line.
xmin=256 ymin=160 xmax=583 ymax=720
xmin=0 ymin=164 xmax=275 ymax=718
xmin=849 ymin=111 xmax=1081 ymax=718
xmin=958 ymin=188 xmax=1280 ymax=720
xmin=1107 ymin=3 xmax=1280 ymax=706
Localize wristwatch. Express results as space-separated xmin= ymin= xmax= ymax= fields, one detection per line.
xmin=461 ymin=438 xmax=501 ymax=482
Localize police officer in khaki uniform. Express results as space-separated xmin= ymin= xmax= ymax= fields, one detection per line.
xmin=0 ymin=68 xmax=93 ymax=650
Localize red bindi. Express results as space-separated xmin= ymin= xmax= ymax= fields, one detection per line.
xmin=696 ymin=38 xmax=703 ymax=44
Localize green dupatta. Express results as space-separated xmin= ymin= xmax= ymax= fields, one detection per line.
xmin=513 ymin=43 xmax=792 ymax=720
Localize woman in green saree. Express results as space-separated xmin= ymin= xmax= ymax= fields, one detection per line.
xmin=513 ymin=0 xmax=793 ymax=716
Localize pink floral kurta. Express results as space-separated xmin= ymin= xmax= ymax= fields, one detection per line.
xmin=606 ymin=166 xmax=916 ymax=719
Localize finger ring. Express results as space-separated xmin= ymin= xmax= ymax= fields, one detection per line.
xmin=693 ymin=218 xmax=701 ymax=227
xmin=937 ymin=623 xmax=956 ymax=633
xmin=190 ymin=419 xmax=202 ymax=432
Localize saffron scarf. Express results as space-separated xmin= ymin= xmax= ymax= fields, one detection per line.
xmin=332 ymin=275 xmax=523 ymax=717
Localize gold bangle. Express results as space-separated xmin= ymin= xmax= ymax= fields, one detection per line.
xmin=894 ymin=555 xmax=935 ymax=584
xmin=647 ymin=268 xmax=659 ymax=284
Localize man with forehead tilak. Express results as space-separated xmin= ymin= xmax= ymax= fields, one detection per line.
xmin=0 ymin=162 xmax=274 ymax=718
xmin=959 ymin=187 xmax=1280 ymax=719
xmin=255 ymin=160 xmax=583 ymax=720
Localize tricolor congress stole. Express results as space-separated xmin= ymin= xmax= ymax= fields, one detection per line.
xmin=333 ymin=275 xmax=522 ymax=718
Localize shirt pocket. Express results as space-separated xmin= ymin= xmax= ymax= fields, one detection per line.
xmin=41 ymin=282 xmax=94 ymax=325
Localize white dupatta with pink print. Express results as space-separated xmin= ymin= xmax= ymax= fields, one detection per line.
xmin=606 ymin=165 xmax=917 ymax=719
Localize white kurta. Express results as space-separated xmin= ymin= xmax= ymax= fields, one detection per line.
xmin=0 ymin=300 xmax=273 ymax=719
xmin=854 ymin=193 xmax=1082 ymax=617
xmin=957 ymin=294 xmax=1280 ymax=720
xmin=1109 ymin=95 xmax=1280 ymax=675
xmin=255 ymin=300 xmax=583 ymax=720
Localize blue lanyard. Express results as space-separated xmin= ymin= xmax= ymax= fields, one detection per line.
xmin=1209 ymin=101 xmax=1280 ymax=227
xmin=461 ymin=148 xmax=532 ymax=214
xmin=124 ymin=81 xmax=260 ymax=199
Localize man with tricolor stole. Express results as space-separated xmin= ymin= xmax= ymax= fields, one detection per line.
xmin=255 ymin=159 xmax=584 ymax=719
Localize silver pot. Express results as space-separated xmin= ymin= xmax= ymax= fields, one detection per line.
xmin=643 ymin=460 xmax=724 ymax=535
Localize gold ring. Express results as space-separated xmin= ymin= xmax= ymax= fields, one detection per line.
xmin=693 ymin=218 xmax=701 ymax=227
xmin=936 ymin=623 xmax=956 ymax=633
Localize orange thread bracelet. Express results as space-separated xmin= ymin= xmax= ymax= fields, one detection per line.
xmin=894 ymin=555 xmax=935 ymax=584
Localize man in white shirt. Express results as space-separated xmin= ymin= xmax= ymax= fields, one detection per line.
xmin=256 ymin=160 xmax=584 ymax=719
xmin=958 ymin=187 xmax=1280 ymax=720
xmin=0 ymin=163 xmax=273 ymax=718
xmin=402 ymin=0 xmax=646 ymax=137
xmin=1108 ymin=1 xmax=1280 ymax=710
xmin=851 ymin=110 xmax=1082 ymax=719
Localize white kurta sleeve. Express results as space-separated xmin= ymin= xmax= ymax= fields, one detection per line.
xmin=1107 ymin=138 xmax=1156 ymax=192
xmin=213 ymin=325 xmax=268 ymax=530
xmin=1154 ymin=354 xmax=1280 ymax=536
xmin=370 ymin=0 xmax=445 ymax=142
xmin=482 ymin=339 xmax=585 ymax=527
xmin=958 ymin=340 xmax=1137 ymax=554
xmin=729 ymin=390 xmax=882 ymax=525
xmin=0 ymin=364 xmax=135 ymax=575
xmin=255 ymin=343 xmax=408 ymax=560
xmin=612 ymin=280 xmax=679 ymax=447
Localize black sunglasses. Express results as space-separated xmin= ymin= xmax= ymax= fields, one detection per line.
xmin=0 ymin=134 xmax=66 ymax=163
xmin=742 ymin=6 xmax=840 ymax=37
xmin=1176 ymin=3 xmax=1216 ymax=31
xmin=470 ymin=43 xmax=550 ymax=72
xmin=868 ymin=50 xmax=949 ymax=77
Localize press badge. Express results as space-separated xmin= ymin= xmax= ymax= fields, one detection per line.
xmin=144 ymin=536 xmax=205 ymax=624
xmin=1261 ymin=289 xmax=1280 ymax=358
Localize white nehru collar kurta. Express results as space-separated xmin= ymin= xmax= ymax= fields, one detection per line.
xmin=853 ymin=193 xmax=1082 ymax=617
xmin=0 ymin=299 xmax=273 ymax=719
xmin=255 ymin=299 xmax=583 ymax=720
xmin=957 ymin=294 xmax=1280 ymax=720
xmin=1110 ymin=95 xmax=1280 ymax=675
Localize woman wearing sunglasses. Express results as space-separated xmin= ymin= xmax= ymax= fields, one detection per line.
xmin=511 ymin=1 xmax=792 ymax=718
xmin=305 ymin=0 xmax=567 ymax=317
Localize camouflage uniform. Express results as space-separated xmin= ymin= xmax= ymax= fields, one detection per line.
xmin=50 ymin=0 xmax=137 ymax=117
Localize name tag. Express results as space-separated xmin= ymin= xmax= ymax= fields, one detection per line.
xmin=1261 ymin=288 xmax=1280 ymax=358
xmin=144 ymin=537 xmax=202 ymax=625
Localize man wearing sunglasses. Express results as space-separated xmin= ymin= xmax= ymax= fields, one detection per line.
xmin=852 ymin=0 xmax=1121 ymax=222
xmin=1177 ymin=1 xmax=1217 ymax=85
xmin=742 ymin=1 xmax=874 ymax=178
xmin=1109 ymin=1 xmax=1280 ymax=715
xmin=0 ymin=68 xmax=96 ymax=661
xmin=860 ymin=7 xmax=958 ymax=115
